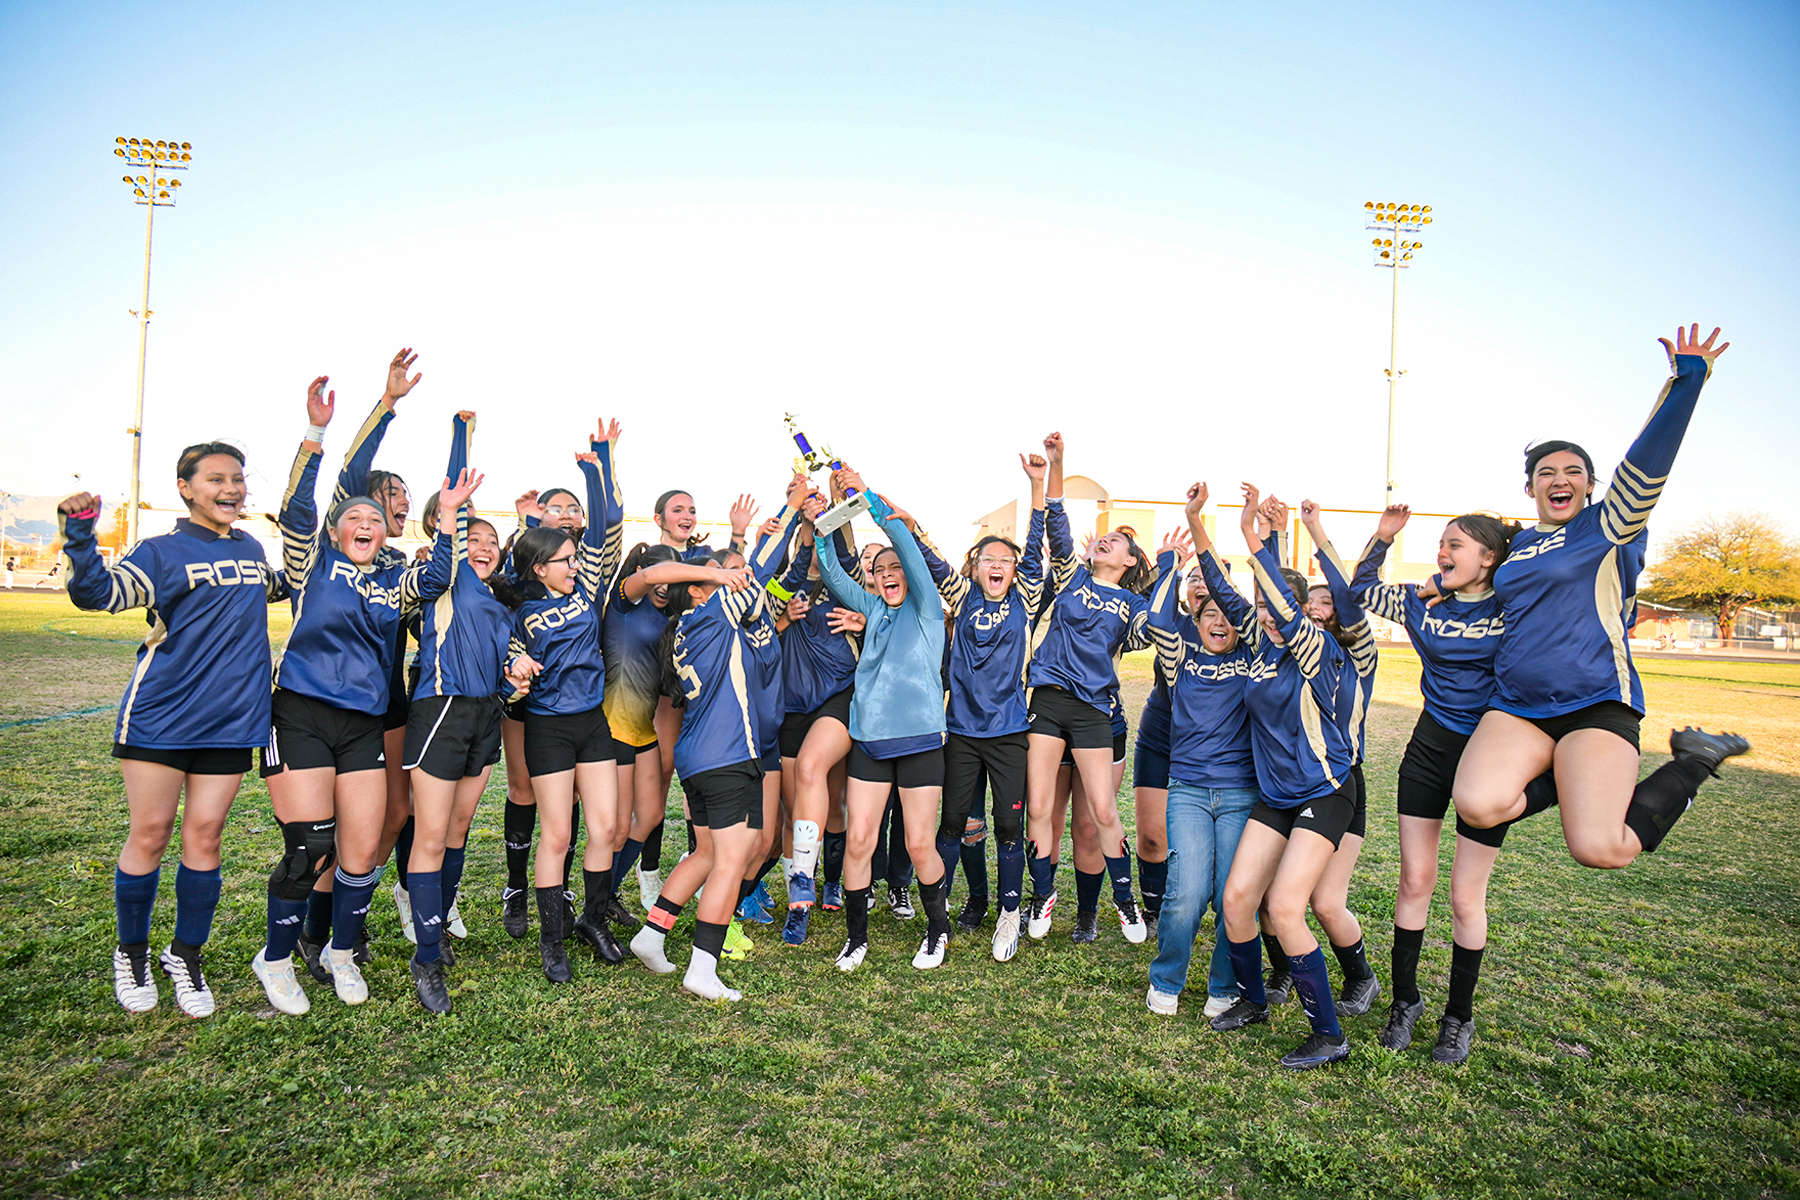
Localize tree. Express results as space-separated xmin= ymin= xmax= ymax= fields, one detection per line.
xmin=1641 ymin=512 xmax=1800 ymax=639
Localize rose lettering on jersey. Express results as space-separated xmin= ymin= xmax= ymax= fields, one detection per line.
xmin=521 ymin=592 xmax=591 ymax=636
xmin=1418 ymin=613 xmax=1505 ymax=641
xmin=1505 ymin=528 xmax=1566 ymax=563
xmin=1183 ymin=655 xmax=1251 ymax=683
xmin=969 ymin=600 xmax=1013 ymax=632
xmin=327 ymin=560 xmax=403 ymax=609
xmin=184 ymin=559 xmax=270 ymax=589
xmin=1073 ymin=584 xmax=1132 ymax=619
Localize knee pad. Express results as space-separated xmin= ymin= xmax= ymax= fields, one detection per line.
xmin=269 ymin=818 xmax=337 ymax=901
xmin=961 ymin=817 xmax=988 ymax=847
xmin=993 ymin=809 xmax=1024 ymax=845
xmin=1455 ymin=812 xmax=1508 ymax=850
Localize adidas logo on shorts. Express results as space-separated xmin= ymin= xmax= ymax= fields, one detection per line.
xmin=1300 ymin=807 xmax=1314 ymax=818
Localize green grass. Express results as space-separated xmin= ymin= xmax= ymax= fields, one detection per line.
xmin=1 ymin=594 xmax=1797 ymax=1198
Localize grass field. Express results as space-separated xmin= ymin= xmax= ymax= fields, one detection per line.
xmin=1 ymin=590 xmax=1796 ymax=1199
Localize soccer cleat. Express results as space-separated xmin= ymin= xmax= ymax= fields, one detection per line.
xmin=112 ymin=945 xmax=158 ymax=1014
xmin=296 ymin=933 xmax=332 ymax=984
xmin=637 ymin=866 xmax=663 ymax=912
xmin=605 ymin=894 xmax=640 ymax=930
xmin=1264 ymin=967 xmax=1294 ymax=1006
xmin=991 ymin=908 xmax=1021 ymax=962
xmin=912 ymin=930 xmax=948 ymax=970
xmin=1026 ymin=891 xmax=1057 ymax=940
xmin=1338 ymin=974 xmax=1382 ymax=1018
xmin=750 ymin=879 xmax=777 ymax=923
xmin=782 ymin=904 xmax=811 ymax=946
xmin=723 ymin=920 xmax=754 ymax=960
xmin=323 ymin=945 xmax=369 ymax=1005
xmin=1431 ymin=1014 xmax=1475 ymax=1065
xmin=445 ymin=890 xmax=468 ymax=939
xmin=251 ymin=950 xmax=311 ymax=1016
xmin=573 ymin=913 xmax=626 ymax=965
xmin=1071 ymin=912 xmax=1100 ymax=944
xmin=1145 ymin=914 xmax=1160 ymax=942
xmin=352 ymin=926 xmax=372 ymax=966
xmin=501 ymin=887 xmax=529 ymax=939
xmin=820 ymin=881 xmax=844 ymax=912
xmin=1203 ymin=994 xmax=1235 ymax=1020
xmin=835 ymin=936 xmax=868 ymax=973
xmin=955 ymin=893 xmax=989 ymax=933
xmin=561 ymin=890 xmax=579 ymax=938
xmin=1146 ymin=986 xmax=1179 ymax=1016
xmin=1378 ymin=997 xmax=1428 ymax=1051
xmin=411 ymin=956 xmax=452 ymax=1015
xmin=737 ymin=888 xmax=773 ymax=925
xmin=1669 ymin=726 xmax=1751 ymax=777
xmin=1115 ymin=895 xmax=1147 ymax=944
xmin=787 ymin=872 xmax=817 ymax=910
xmin=159 ymin=945 xmax=215 ymax=1018
xmin=394 ymin=882 xmax=416 ymax=944
xmin=1209 ymin=997 xmax=1270 ymax=1032
xmin=887 ymin=884 xmax=915 ymax=921
xmin=436 ymin=937 xmax=457 ymax=969
xmin=1280 ymin=1032 xmax=1351 ymax=1071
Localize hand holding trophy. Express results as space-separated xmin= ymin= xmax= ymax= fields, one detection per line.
xmin=784 ymin=413 xmax=871 ymax=535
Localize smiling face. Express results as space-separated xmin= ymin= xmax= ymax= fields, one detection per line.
xmin=870 ymin=548 xmax=908 ymax=607
xmin=542 ymin=489 xmax=585 ymax=534
xmin=1196 ymin=597 xmax=1240 ymax=654
xmin=467 ymin=521 xmax=501 ymax=581
xmin=1529 ymin=449 xmax=1593 ymax=526
xmin=657 ymin=493 xmax=697 ymax=545
xmin=333 ymin=503 xmax=388 ymax=566
xmin=1437 ymin=520 xmax=1499 ymax=592
xmin=1184 ymin=572 xmax=1207 ymax=614
xmin=1089 ymin=532 xmax=1137 ymax=573
xmin=532 ymin=534 xmax=580 ymax=596
xmin=176 ymin=453 xmax=247 ymax=533
xmin=972 ymin=539 xmax=1018 ymax=599
xmin=1305 ymin=585 xmax=1335 ymax=628
xmin=1254 ymin=592 xmax=1285 ymax=645
xmin=372 ymin=477 xmax=411 ymax=538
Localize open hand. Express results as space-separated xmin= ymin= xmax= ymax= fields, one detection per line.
xmin=306 ymin=376 xmax=335 ymax=429
xmin=593 ymin=418 xmax=622 ymax=446
xmin=1160 ymin=527 xmax=1193 ymax=565
xmin=1238 ymin=483 xmax=1262 ymax=539
xmin=729 ymin=494 xmax=759 ymax=535
xmin=515 ymin=489 xmax=545 ymax=523
xmin=383 ymin=348 xmax=422 ymax=405
xmin=1659 ymin=323 xmax=1729 ymax=363
xmin=715 ymin=566 xmax=754 ymax=592
xmin=827 ymin=607 xmax=867 ymax=635
xmin=440 ymin=467 xmax=484 ymax=515
xmin=1375 ymin=503 xmax=1411 ymax=542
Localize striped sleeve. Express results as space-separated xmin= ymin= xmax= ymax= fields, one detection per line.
xmin=1314 ymin=537 xmax=1377 ymax=678
xmin=331 ymin=400 xmax=395 ymax=511
xmin=280 ymin=442 xmax=324 ymax=583
xmin=1196 ymin=549 xmax=1261 ymax=650
xmin=1016 ymin=504 xmax=1047 ymax=616
xmin=1146 ymin=557 xmax=1187 ymax=677
xmin=1348 ymin=536 xmax=1409 ymax=624
xmin=1045 ymin=498 xmax=1078 ymax=594
xmin=1248 ymin=543 xmax=1327 ymax=678
xmin=1599 ymin=353 xmax=1710 ymax=546
xmin=61 ymin=508 xmax=157 ymax=613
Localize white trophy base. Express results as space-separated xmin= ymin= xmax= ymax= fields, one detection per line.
xmin=813 ymin=493 xmax=870 ymax=535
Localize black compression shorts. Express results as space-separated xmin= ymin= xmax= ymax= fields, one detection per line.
xmin=403 ymin=694 xmax=504 ymax=781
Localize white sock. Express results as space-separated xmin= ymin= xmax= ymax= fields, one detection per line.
xmin=682 ymin=947 xmax=741 ymax=1001
xmin=792 ymin=820 xmax=821 ymax=879
xmin=629 ymin=926 xmax=676 ymax=974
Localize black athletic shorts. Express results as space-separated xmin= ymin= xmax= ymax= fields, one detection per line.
xmin=612 ymin=737 xmax=656 ymax=766
xmin=1060 ymin=728 xmax=1128 ymax=769
xmin=1520 ymin=700 xmax=1641 ymax=752
xmin=403 ymin=694 xmax=504 ymax=782
xmin=681 ymin=760 xmax=765 ymax=830
xmin=113 ymin=743 xmax=251 ymax=775
xmin=261 ymin=687 xmax=386 ymax=777
xmin=503 ymin=696 xmax=530 ymax=724
xmin=522 ymin=704 xmax=616 ymax=777
xmin=849 ymin=742 xmax=945 ymax=789
xmin=383 ymin=695 xmax=410 ymax=733
xmin=1396 ymin=711 xmax=1513 ymax=849
xmin=943 ymin=731 xmax=1026 ymax=837
xmin=1133 ymin=735 xmax=1171 ymax=791
xmin=1248 ymin=783 xmax=1357 ymax=849
xmin=778 ymin=686 xmax=854 ymax=759
xmin=1031 ymin=686 xmax=1112 ymax=751
xmin=1346 ymin=763 xmax=1368 ymax=840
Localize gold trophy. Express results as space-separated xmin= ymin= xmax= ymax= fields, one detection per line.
xmin=785 ymin=413 xmax=871 ymax=535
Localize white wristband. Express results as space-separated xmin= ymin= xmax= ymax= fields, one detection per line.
xmin=305 ymin=424 xmax=327 ymax=443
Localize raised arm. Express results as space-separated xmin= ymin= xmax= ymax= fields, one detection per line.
xmin=1246 ymin=540 xmax=1330 ymax=679
xmin=812 ymin=499 xmax=884 ymax=621
xmin=1340 ymin=504 xmax=1412 ymax=623
xmin=1599 ymin=325 xmax=1727 ymax=546
xmin=280 ymin=391 xmax=327 ymax=584
xmin=1303 ymin=502 xmax=1376 ymax=678
xmin=59 ymin=495 xmax=157 ymax=613
xmin=573 ymin=420 xmax=625 ymax=599
xmin=331 ymin=348 xmax=416 ymax=509
xmin=1146 ymin=550 xmax=1189 ymax=678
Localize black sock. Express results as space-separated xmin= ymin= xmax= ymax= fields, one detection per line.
xmin=393 ymin=816 xmax=415 ymax=893
xmin=641 ymin=818 xmax=665 ymax=875
xmin=693 ymin=920 xmax=727 ymax=959
xmin=685 ymin=819 xmax=698 ymax=858
xmin=304 ymin=889 xmax=332 ymax=941
xmin=582 ymin=869 xmax=612 ymax=922
xmin=755 ymin=855 xmax=779 ymax=883
xmin=923 ymin=875 xmax=951 ymax=939
xmin=1522 ymin=770 xmax=1560 ymax=817
xmin=822 ymin=829 xmax=846 ymax=885
xmin=1075 ymin=868 xmax=1103 ymax=915
xmin=1137 ymin=855 xmax=1168 ymax=918
xmin=1331 ymin=936 xmax=1375 ymax=983
xmin=563 ymin=805 xmax=581 ymax=890
xmin=1624 ymin=758 xmax=1712 ymax=853
xmin=1391 ymin=925 xmax=1425 ymax=1005
xmin=960 ymin=836 xmax=989 ymax=900
xmin=1446 ymin=943 xmax=1485 ymax=1022
xmin=1263 ymin=930 xmax=1287 ymax=976
xmin=846 ymin=885 xmax=872 ymax=945
xmin=503 ymin=801 xmax=535 ymax=891
xmin=535 ymin=886 xmax=566 ymax=941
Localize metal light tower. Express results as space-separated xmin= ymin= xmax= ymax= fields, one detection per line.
xmin=1364 ymin=200 xmax=1432 ymax=505
xmin=114 ymin=136 xmax=193 ymax=547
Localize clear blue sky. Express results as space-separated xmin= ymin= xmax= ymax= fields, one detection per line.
xmin=2 ymin=1 xmax=1795 ymax=546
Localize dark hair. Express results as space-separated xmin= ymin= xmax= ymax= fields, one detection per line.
xmin=368 ymin=469 xmax=408 ymax=499
xmin=656 ymin=548 xmax=738 ymax=695
xmin=654 ymin=490 xmax=693 ymax=518
xmin=1116 ymin=534 xmax=1153 ymax=596
xmin=497 ymin=526 xmax=575 ymax=607
xmin=1445 ymin=513 xmax=1522 ymax=584
xmin=419 ymin=491 xmax=442 ymax=538
xmin=176 ymin=442 xmax=245 ymax=483
xmin=959 ymin=535 xmax=1023 ymax=582
xmin=622 ymin=541 xmax=681 ymax=577
xmin=1523 ymin=440 xmax=1595 ymax=481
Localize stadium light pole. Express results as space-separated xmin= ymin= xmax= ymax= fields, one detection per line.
xmin=1364 ymin=201 xmax=1432 ymax=505
xmin=113 ymin=136 xmax=193 ymax=547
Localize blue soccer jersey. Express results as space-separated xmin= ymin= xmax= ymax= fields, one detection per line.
xmin=744 ymin=520 xmax=794 ymax=757
xmin=1310 ymin=539 xmax=1380 ymax=763
xmin=1494 ymin=352 xmax=1711 ymax=718
xmin=63 ymin=510 xmax=286 ymax=750
xmin=511 ymin=442 xmax=625 ymax=717
xmin=670 ymin=504 xmax=800 ymax=779
xmin=329 ymin=399 xmax=414 ymax=708
xmin=775 ymin=532 xmax=863 ymax=716
xmin=1026 ymin=500 xmax=1151 ymax=712
xmin=914 ymin=505 xmax=1048 ymax=739
xmin=1146 ymin=558 xmax=1255 ymax=789
xmin=1349 ymin=536 xmax=1504 ymax=736
xmin=602 ymin=578 xmax=676 ymax=747
xmin=414 ymin=414 xmax=514 ymax=701
xmin=1198 ymin=545 xmax=1351 ymax=806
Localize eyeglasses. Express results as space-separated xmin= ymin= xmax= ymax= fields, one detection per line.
xmin=545 ymin=503 xmax=584 ymax=518
xmin=545 ymin=554 xmax=578 ymax=567
xmin=975 ymin=555 xmax=1016 ymax=567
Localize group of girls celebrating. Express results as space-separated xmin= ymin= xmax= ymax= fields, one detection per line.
xmin=60 ymin=325 xmax=1751 ymax=1067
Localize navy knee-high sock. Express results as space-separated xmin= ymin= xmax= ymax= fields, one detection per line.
xmin=822 ymin=829 xmax=846 ymax=885
xmin=114 ymin=866 xmax=160 ymax=948
xmin=1102 ymin=849 xmax=1134 ymax=908
xmin=1137 ymin=855 xmax=1168 ymax=919
xmin=266 ymin=894 xmax=308 ymax=962
xmin=615 ymin=838 xmax=645 ymax=890
xmin=1288 ymin=947 xmax=1343 ymax=1038
xmin=961 ymin=835 xmax=990 ymax=901
xmin=304 ymin=888 xmax=333 ymax=941
xmin=393 ymin=816 xmax=415 ymax=892
xmin=411 ymin=868 xmax=444 ymax=963
xmin=172 ymin=864 xmax=222 ymax=948
xmin=329 ymin=865 xmax=384 ymax=952
xmin=1028 ymin=852 xmax=1059 ymax=899
xmin=442 ymin=845 xmax=467 ymax=907
xmin=1075 ymin=868 xmax=1104 ymax=914
xmin=996 ymin=840 xmax=1026 ymax=913
xmin=1228 ymin=935 xmax=1267 ymax=1004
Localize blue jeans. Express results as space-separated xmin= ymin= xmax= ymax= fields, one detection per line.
xmin=1148 ymin=781 xmax=1259 ymax=999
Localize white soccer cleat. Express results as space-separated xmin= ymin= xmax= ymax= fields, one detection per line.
xmin=835 ymin=937 xmax=868 ymax=973
xmin=912 ymin=931 xmax=947 ymax=970
xmin=323 ymin=944 xmax=369 ymax=1005
xmin=992 ymin=909 xmax=1021 ymax=962
xmin=394 ymin=882 xmax=416 ymax=945
xmin=637 ymin=867 xmax=663 ymax=912
xmin=160 ymin=946 xmax=215 ymax=1018
xmin=252 ymin=949 xmax=312 ymax=1016
xmin=1026 ymin=891 xmax=1057 ymax=940
xmin=445 ymin=890 xmax=468 ymax=939
xmin=1146 ymin=985 xmax=1179 ymax=1016
xmin=112 ymin=947 xmax=159 ymax=1014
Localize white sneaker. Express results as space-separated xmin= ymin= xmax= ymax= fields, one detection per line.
xmin=835 ymin=937 xmax=868 ymax=973
xmin=112 ymin=946 xmax=159 ymax=1014
xmin=160 ymin=946 xmax=215 ymax=1018
xmin=991 ymin=909 xmax=1021 ymax=963
xmin=1146 ymin=985 xmax=1179 ymax=1016
xmin=637 ymin=867 xmax=663 ymax=911
xmin=912 ymin=931 xmax=948 ymax=970
xmin=323 ymin=944 xmax=369 ymax=1005
xmin=395 ymin=882 xmax=416 ymax=944
xmin=1026 ymin=891 xmax=1057 ymax=940
xmin=1203 ymin=994 xmax=1236 ymax=1019
xmin=252 ymin=949 xmax=311 ymax=1016
xmin=445 ymin=890 xmax=468 ymax=939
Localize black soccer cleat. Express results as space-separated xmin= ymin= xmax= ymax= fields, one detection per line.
xmin=296 ymin=933 xmax=332 ymax=984
xmin=1378 ymin=997 xmax=1427 ymax=1051
xmin=1264 ymin=967 xmax=1294 ymax=1006
xmin=1431 ymin=1014 xmax=1475 ymax=1065
xmin=1280 ymin=1032 xmax=1350 ymax=1071
xmin=605 ymin=894 xmax=641 ymax=931
xmin=411 ymin=956 xmax=452 ymax=1015
xmin=573 ymin=913 xmax=626 ymax=965
xmin=1209 ymin=997 xmax=1270 ymax=1032
xmin=501 ymin=887 xmax=529 ymax=939
xmin=955 ymin=893 xmax=989 ymax=933
xmin=1669 ymin=726 xmax=1751 ymax=778
xmin=1070 ymin=911 xmax=1100 ymax=944
xmin=352 ymin=927 xmax=372 ymax=966
xmin=1337 ymin=974 xmax=1382 ymax=1018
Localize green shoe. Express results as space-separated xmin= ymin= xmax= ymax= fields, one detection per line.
xmin=723 ymin=920 xmax=754 ymax=960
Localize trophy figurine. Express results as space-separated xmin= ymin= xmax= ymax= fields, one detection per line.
xmin=785 ymin=413 xmax=871 ymax=535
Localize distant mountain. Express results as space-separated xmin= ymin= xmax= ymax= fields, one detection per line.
xmin=0 ymin=494 xmax=63 ymax=547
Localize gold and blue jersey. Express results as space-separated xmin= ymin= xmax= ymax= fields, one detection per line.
xmin=62 ymin=511 xmax=286 ymax=749
xmin=1147 ymin=557 xmax=1255 ymax=788
xmin=1026 ymin=500 xmax=1152 ymax=714
xmin=1310 ymin=539 xmax=1380 ymax=763
xmin=413 ymin=414 xmax=513 ymax=701
xmin=776 ymin=532 xmax=863 ymax=717
xmin=1494 ymin=352 xmax=1711 ymax=719
xmin=601 ymin=577 xmax=676 ymax=746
